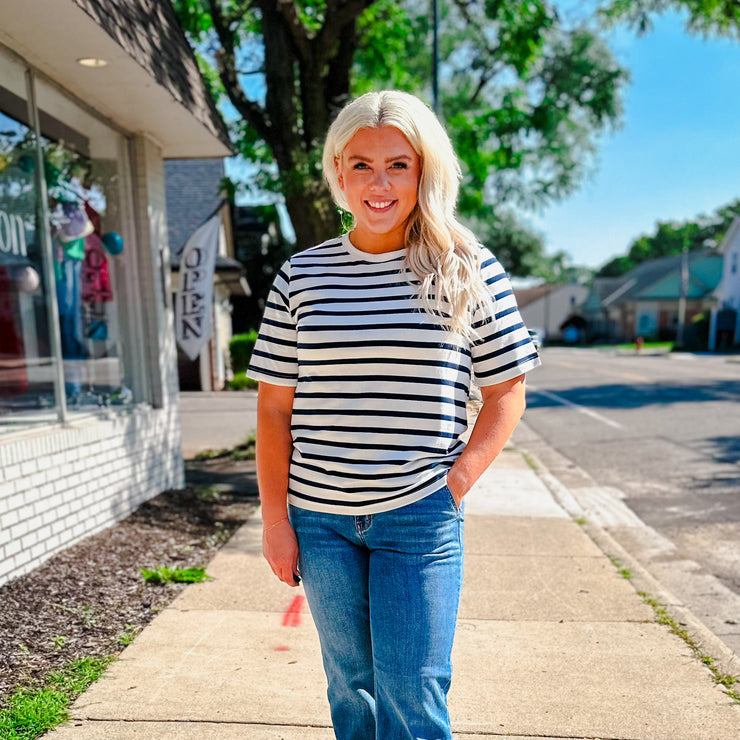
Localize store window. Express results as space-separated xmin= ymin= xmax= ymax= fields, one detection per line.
xmin=0 ymin=47 xmax=141 ymax=429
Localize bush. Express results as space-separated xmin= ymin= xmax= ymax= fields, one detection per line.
xmin=230 ymin=330 xmax=259 ymax=373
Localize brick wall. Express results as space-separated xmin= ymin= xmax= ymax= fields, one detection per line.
xmin=0 ymin=406 xmax=183 ymax=584
xmin=0 ymin=134 xmax=185 ymax=587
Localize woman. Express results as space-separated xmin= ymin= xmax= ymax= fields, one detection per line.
xmin=247 ymin=90 xmax=540 ymax=740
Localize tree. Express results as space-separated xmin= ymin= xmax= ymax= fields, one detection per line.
xmin=600 ymin=0 xmax=740 ymax=38
xmin=595 ymin=197 xmax=740 ymax=276
xmin=174 ymin=0 xmax=628 ymax=260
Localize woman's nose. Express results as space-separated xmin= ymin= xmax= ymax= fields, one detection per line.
xmin=371 ymin=170 xmax=391 ymax=189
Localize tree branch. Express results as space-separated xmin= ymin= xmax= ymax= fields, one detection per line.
xmin=317 ymin=0 xmax=376 ymax=60
xmin=257 ymin=0 xmax=313 ymax=63
xmin=205 ymin=0 xmax=272 ymax=142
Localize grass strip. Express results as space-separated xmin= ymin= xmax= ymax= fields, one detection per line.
xmin=604 ymin=552 xmax=740 ymax=704
xmin=637 ymin=592 xmax=740 ymax=703
xmin=0 ymin=655 xmax=114 ymax=739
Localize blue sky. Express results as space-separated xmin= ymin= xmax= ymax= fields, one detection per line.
xmin=531 ymin=6 xmax=740 ymax=269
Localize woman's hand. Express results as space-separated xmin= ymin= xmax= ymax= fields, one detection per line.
xmin=445 ymin=468 xmax=467 ymax=508
xmin=263 ymin=518 xmax=301 ymax=587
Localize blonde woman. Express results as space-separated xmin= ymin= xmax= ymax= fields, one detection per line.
xmin=247 ymin=90 xmax=540 ymax=740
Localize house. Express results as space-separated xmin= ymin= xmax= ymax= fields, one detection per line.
xmin=513 ymin=283 xmax=590 ymax=342
xmin=709 ymin=217 xmax=740 ymax=350
xmin=0 ymin=0 xmax=231 ymax=585
xmin=164 ymin=158 xmax=249 ymax=391
xmin=583 ymin=251 xmax=723 ymax=344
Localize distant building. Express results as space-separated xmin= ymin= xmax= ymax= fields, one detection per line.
xmin=709 ymin=218 xmax=740 ymax=350
xmin=514 ymin=283 xmax=589 ymax=342
xmin=583 ymin=251 xmax=723 ymax=344
xmin=165 ymin=159 xmax=249 ymax=391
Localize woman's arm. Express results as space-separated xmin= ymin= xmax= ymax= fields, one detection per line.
xmin=446 ymin=374 xmax=527 ymax=506
xmin=256 ymin=381 xmax=300 ymax=587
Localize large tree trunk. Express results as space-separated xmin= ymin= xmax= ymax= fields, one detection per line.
xmin=284 ymin=178 xmax=341 ymax=249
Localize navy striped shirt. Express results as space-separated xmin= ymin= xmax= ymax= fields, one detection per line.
xmin=247 ymin=233 xmax=540 ymax=514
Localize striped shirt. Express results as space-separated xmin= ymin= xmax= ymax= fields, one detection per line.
xmin=247 ymin=233 xmax=540 ymax=514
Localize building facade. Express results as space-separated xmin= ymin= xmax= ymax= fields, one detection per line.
xmin=709 ymin=218 xmax=740 ymax=350
xmin=0 ymin=0 xmax=231 ymax=585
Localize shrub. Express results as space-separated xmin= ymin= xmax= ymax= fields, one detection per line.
xmin=230 ymin=330 xmax=259 ymax=373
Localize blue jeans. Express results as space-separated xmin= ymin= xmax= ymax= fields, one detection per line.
xmin=289 ymin=485 xmax=464 ymax=740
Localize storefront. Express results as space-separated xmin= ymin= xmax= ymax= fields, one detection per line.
xmin=0 ymin=0 xmax=231 ymax=585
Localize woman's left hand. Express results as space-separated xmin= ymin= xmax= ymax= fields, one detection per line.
xmin=445 ymin=470 xmax=467 ymax=508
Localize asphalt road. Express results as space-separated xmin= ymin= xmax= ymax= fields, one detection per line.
xmin=517 ymin=346 xmax=740 ymax=652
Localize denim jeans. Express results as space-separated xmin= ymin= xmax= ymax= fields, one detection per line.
xmin=289 ymin=485 xmax=464 ymax=740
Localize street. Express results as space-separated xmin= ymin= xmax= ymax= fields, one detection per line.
xmin=516 ymin=346 xmax=740 ymax=654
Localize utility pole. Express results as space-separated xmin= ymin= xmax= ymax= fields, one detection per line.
xmin=676 ymin=235 xmax=689 ymax=347
xmin=432 ymin=0 xmax=440 ymax=115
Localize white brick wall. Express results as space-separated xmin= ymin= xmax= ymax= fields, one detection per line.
xmin=0 ymin=404 xmax=184 ymax=587
xmin=0 ymin=133 xmax=185 ymax=587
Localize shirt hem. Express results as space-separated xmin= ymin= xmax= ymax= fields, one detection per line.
xmin=287 ymin=474 xmax=449 ymax=516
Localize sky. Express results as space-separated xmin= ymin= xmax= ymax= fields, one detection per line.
xmin=530 ymin=5 xmax=740 ymax=269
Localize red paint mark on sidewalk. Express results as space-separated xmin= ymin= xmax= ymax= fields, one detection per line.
xmin=282 ymin=595 xmax=305 ymax=627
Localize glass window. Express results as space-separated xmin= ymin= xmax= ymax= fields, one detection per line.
xmin=0 ymin=47 xmax=141 ymax=430
xmin=35 ymin=76 xmax=138 ymax=413
xmin=0 ymin=58 xmax=57 ymax=425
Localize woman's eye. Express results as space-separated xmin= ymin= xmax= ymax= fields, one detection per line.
xmin=390 ymin=162 xmax=408 ymax=169
xmin=353 ymin=162 xmax=370 ymax=170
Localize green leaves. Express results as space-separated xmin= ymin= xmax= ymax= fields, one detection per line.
xmin=139 ymin=566 xmax=212 ymax=584
xmin=599 ymin=0 xmax=740 ymax=39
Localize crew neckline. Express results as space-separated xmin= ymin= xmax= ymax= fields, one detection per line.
xmin=341 ymin=232 xmax=406 ymax=263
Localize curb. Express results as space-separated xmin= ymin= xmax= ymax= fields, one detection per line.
xmin=521 ymin=444 xmax=740 ymax=684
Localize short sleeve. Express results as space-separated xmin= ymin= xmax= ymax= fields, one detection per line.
xmin=246 ymin=259 xmax=298 ymax=386
xmin=470 ymin=249 xmax=541 ymax=386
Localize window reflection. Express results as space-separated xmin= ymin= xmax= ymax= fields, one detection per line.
xmin=0 ymin=109 xmax=53 ymax=419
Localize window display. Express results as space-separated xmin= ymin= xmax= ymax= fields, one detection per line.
xmin=0 ymin=54 xmax=137 ymax=428
xmin=0 ymin=107 xmax=55 ymax=421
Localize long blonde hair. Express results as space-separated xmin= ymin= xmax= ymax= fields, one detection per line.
xmin=322 ymin=90 xmax=493 ymax=339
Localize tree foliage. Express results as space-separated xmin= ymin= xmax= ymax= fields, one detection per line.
xmin=173 ymin=0 xmax=628 ymax=271
xmin=596 ymin=198 xmax=740 ymax=277
xmin=600 ymin=0 xmax=740 ymax=38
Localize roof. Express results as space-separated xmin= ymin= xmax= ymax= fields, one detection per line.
xmin=165 ymin=159 xmax=226 ymax=255
xmin=72 ymin=0 xmax=231 ymax=152
xmin=717 ymin=217 xmax=740 ymax=255
xmin=0 ymin=0 xmax=231 ymax=157
xmin=602 ymin=250 xmax=722 ymax=306
xmin=513 ymin=284 xmax=558 ymax=309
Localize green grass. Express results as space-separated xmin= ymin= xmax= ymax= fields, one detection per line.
xmin=139 ymin=565 xmax=211 ymax=585
xmin=602 ymin=555 xmax=740 ymax=703
xmin=115 ymin=624 xmax=138 ymax=647
xmin=593 ymin=341 xmax=674 ymax=351
xmin=0 ymin=656 xmax=114 ymax=739
xmin=638 ymin=593 xmax=739 ymax=702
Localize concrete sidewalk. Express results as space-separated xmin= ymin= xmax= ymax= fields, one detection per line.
xmin=49 ymin=448 xmax=740 ymax=740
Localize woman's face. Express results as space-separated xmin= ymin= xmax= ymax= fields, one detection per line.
xmin=336 ymin=126 xmax=421 ymax=253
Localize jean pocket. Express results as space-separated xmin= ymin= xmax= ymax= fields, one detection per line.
xmin=442 ymin=484 xmax=464 ymax=517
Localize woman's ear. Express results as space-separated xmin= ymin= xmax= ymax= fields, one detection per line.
xmin=335 ymin=157 xmax=344 ymax=190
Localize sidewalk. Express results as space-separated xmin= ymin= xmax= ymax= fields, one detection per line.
xmin=48 ymin=447 xmax=740 ymax=739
